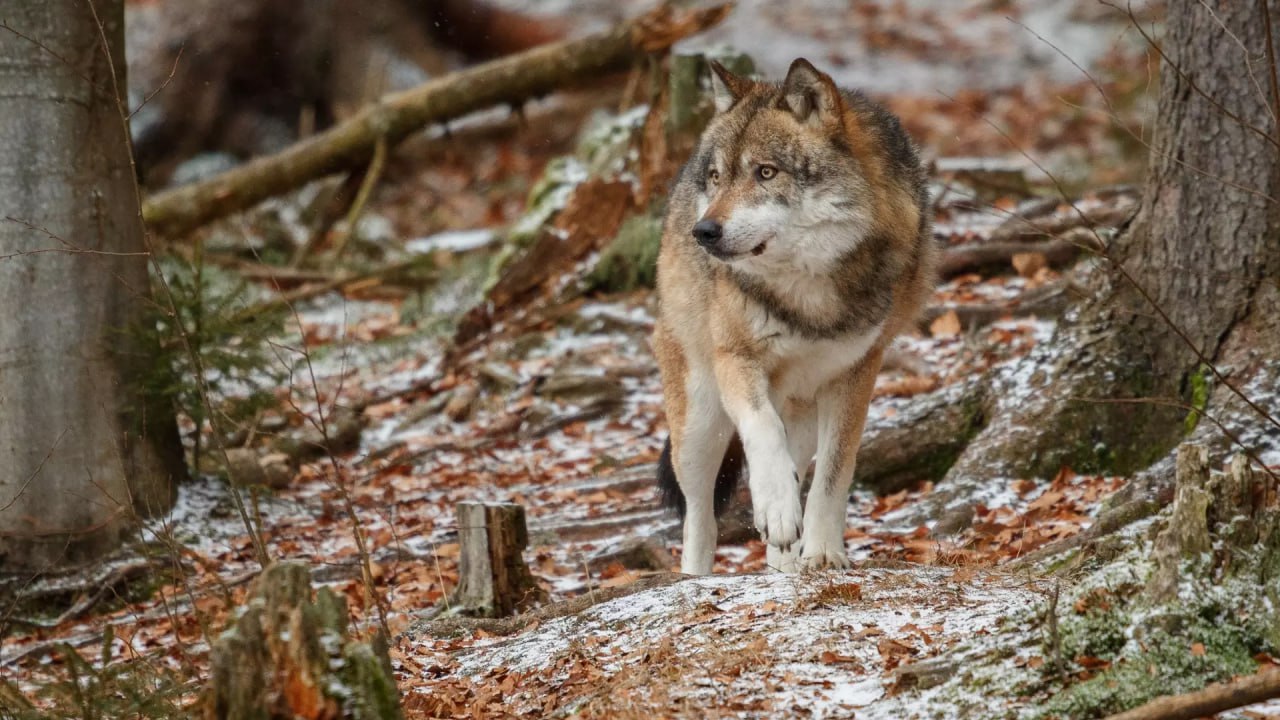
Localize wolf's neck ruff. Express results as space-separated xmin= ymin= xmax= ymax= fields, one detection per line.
xmin=726 ymin=229 xmax=899 ymax=341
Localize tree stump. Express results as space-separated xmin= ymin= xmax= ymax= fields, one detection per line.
xmin=451 ymin=502 xmax=545 ymax=617
xmin=208 ymin=562 xmax=402 ymax=720
xmin=1147 ymin=443 xmax=1279 ymax=603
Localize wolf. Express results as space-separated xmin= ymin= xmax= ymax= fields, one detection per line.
xmin=652 ymin=58 xmax=935 ymax=574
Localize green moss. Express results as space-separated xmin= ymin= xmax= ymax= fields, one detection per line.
xmin=1058 ymin=604 xmax=1130 ymax=662
xmin=1184 ymin=363 xmax=1211 ymax=434
xmin=584 ymin=213 xmax=663 ymax=293
xmin=1040 ymin=615 xmax=1263 ymax=719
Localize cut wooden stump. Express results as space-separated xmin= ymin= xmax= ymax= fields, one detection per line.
xmin=451 ymin=502 xmax=546 ymax=617
xmin=207 ymin=562 xmax=402 ymax=720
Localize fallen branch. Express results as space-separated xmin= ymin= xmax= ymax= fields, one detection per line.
xmin=230 ymin=255 xmax=434 ymax=324
xmin=938 ymin=230 xmax=1103 ymax=279
xmin=918 ymin=279 xmax=1079 ymax=332
xmin=1101 ymin=669 xmax=1280 ymax=720
xmin=987 ymin=187 xmax=1139 ymax=243
xmin=142 ymin=4 xmax=732 ymax=238
xmin=2 ymin=558 xmax=159 ymax=631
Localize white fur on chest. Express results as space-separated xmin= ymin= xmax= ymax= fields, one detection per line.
xmin=749 ymin=308 xmax=882 ymax=400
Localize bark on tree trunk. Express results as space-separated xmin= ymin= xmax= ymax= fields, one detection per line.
xmin=0 ymin=0 xmax=186 ymax=571
xmin=934 ymin=0 xmax=1280 ymax=507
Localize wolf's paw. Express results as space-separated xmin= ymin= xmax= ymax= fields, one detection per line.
xmin=750 ymin=463 xmax=803 ymax=549
xmin=766 ymin=543 xmax=800 ymax=573
xmin=798 ymin=542 xmax=851 ymax=571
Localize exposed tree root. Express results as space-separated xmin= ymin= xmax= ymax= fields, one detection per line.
xmin=405 ymin=571 xmax=687 ymax=639
xmin=855 ymin=379 xmax=990 ymax=494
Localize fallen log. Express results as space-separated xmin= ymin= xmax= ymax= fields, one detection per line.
xmin=938 ymin=229 xmax=1104 ymax=279
xmin=987 ymin=186 xmax=1139 ymax=243
xmin=1100 ymin=668 xmax=1280 ymax=720
xmin=142 ymin=4 xmax=732 ymax=238
xmin=917 ymin=279 xmax=1078 ymax=332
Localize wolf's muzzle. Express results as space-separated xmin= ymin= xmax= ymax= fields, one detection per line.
xmin=692 ymin=219 xmax=723 ymax=249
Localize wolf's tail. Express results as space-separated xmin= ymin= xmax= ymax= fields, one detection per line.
xmin=657 ymin=433 xmax=745 ymax=518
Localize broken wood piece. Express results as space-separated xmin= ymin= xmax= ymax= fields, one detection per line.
xmin=1146 ymin=443 xmax=1211 ymax=602
xmin=208 ymin=562 xmax=402 ymax=720
xmin=453 ymin=178 xmax=634 ymax=344
xmin=451 ymin=502 xmax=545 ymax=617
xmin=222 ymin=447 xmax=294 ymax=489
xmin=142 ymin=4 xmax=732 ymax=238
xmin=1100 ymin=668 xmax=1280 ymax=720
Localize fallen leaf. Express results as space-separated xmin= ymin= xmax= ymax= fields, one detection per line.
xmin=1075 ymin=655 xmax=1111 ymax=670
xmin=930 ymin=309 xmax=962 ymax=338
xmin=820 ymin=650 xmax=862 ymax=666
xmin=1011 ymin=251 xmax=1047 ymax=278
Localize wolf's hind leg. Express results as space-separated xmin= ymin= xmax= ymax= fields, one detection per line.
xmin=673 ymin=370 xmax=734 ymax=575
xmin=800 ymin=349 xmax=882 ymax=570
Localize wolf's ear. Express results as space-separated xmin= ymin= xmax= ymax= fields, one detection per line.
xmin=781 ymin=58 xmax=842 ymax=126
xmin=709 ymin=60 xmax=751 ymax=114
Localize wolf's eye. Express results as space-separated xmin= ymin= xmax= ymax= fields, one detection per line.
xmin=708 ymin=169 xmax=720 ymax=185
xmin=756 ymin=165 xmax=778 ymax=181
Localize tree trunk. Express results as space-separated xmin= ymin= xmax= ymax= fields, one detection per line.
xmin=0 ymin=0 xmax=186 ymax=571
xmin=935 ymin=0 xmax=1280 ymax=505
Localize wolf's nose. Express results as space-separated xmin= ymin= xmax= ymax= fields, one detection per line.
xmin=692 ymin=219 xmax=723 ymax=248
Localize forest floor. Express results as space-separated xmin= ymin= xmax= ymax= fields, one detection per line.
xmin=5 ymin=0 xmax=1280 ymax=718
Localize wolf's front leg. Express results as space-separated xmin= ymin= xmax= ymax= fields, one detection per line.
xmin=714 ymin=354 xmax=803 ymax=552
xmin=800 ymin=349 xmax=883 ymax=570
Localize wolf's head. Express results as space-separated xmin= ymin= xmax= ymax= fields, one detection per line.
xmin=686 ymin=59 xmax=877 ymax=276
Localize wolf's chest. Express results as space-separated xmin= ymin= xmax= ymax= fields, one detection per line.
xmin=764 ymin=328 xmax=880 ymax=400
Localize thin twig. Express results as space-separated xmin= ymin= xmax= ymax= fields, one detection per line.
xmin=129 ymin=45 xmax=183 ymax=120
xmin=332 ymin=136 xmax=389 ymax=260
xmin=84 ymin=0 xmax=272 ymax=568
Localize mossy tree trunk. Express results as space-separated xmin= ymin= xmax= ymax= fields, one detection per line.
xmin=938 ymin=0 xmax=1280 ymax=502
xmin=0 ymin=0 xmax=186 ymax=571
